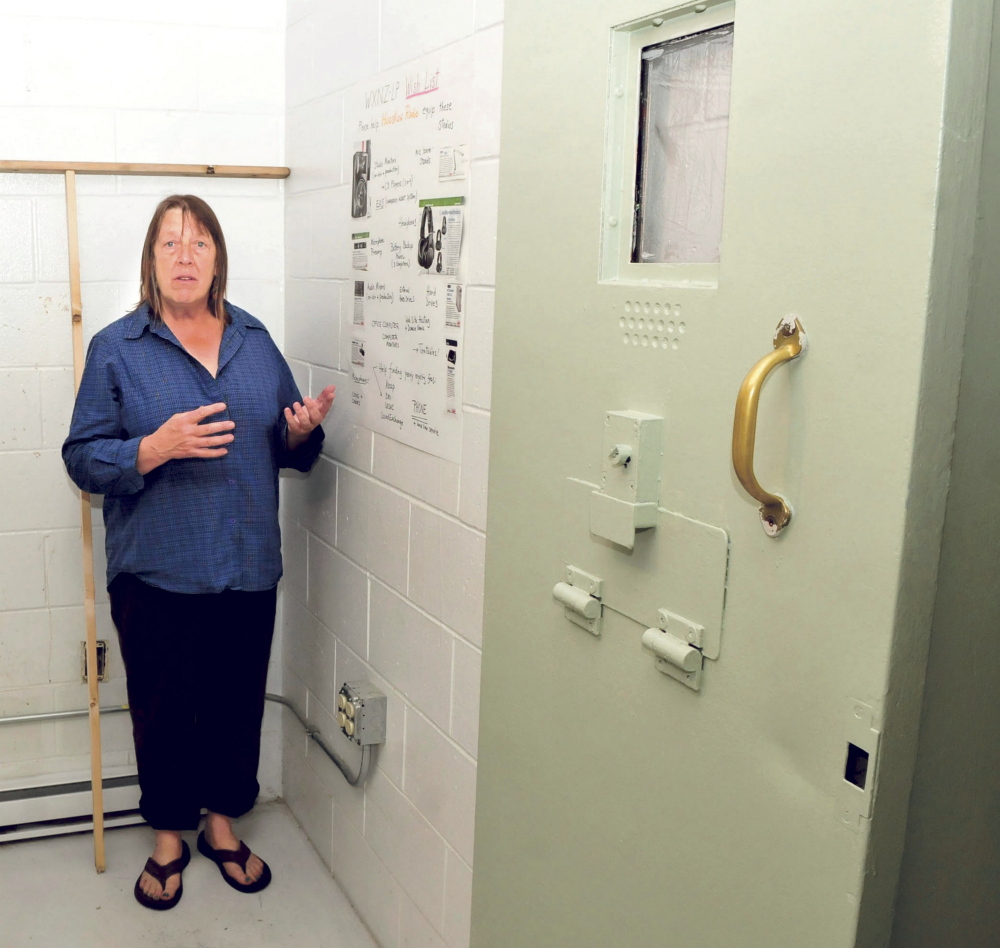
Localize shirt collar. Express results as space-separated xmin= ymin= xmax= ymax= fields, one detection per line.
xmin=122 ymin=301 xmax=256 ymax=340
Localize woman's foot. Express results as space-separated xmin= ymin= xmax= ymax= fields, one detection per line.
xmin=202 ymin=812 xmax=268 ymax=888
xmin=137 ymin=831 xmax=185 ymax=902
xmin=134 ymin=833 xmax=190 ymax=910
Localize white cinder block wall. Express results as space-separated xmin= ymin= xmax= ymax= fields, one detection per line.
xmin=0 ymin=2 xmax=286 ymax=797
xmin=281 ymin=3 xmax=503 ymax=947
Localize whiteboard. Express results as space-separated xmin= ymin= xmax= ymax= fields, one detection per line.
xmin=344 ymin=44 xmax=474 ymax=463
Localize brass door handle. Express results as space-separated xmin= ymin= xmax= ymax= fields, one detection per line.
xmin=732 ymin=317 xmax=807 ymax=536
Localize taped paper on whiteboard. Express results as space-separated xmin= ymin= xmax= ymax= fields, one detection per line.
xmin=438 ymin=145 xmax=467 ymax=181
xmin=445 ymin=283 xmax=463 ymax=329
xmin=351 ymin=141 xmax=372 ymax=218
xmin=416 ymin=197 xmax=464 ymax=277
xmin=351 ymin=338 xmax=366 ymax=367
xmin=445 ymin=337 xmax=459 ymax=415
xmin=354 ymin=280 xmax=366 ymax=326
xmin=352 ymin=232 xmax=369 ymax=271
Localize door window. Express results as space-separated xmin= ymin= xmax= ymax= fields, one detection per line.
xmin=601 ymin=2 xmax=735 ymax=286
xmin=633 ymin=23 xmax=734 ymax=264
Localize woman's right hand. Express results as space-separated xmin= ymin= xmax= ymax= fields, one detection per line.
xmin=136 ymin=402 xmax=235 ymax=475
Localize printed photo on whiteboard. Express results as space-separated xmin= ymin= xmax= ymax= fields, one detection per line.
xmin=445 ymin=337 xmax=459 ymax=415
xmin=354 ymin=281 xmax=365 ymax=325
xmin=438 ymin=145 xmax=467 ymax=181
xmin=445 ymin=283 xmax=463 ymax=329
xmin=417 ymin=205 xmax=436 ymax=270
xmin=416 ymin=197 xmax=464 ymax=277
xmin=352 ymin=232 xmax=369 ymax=271
xmin=351 ymin=141 xmax=371 ymax=218
xmin=351 ymin=338 xmax=366 ymax=367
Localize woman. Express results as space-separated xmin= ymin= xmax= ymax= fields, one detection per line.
xmin=63 ymin=195 xmax=335 ymax=910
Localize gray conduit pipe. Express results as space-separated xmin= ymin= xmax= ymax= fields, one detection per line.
xmin=0 ymin=705 xmax=131 ymax=725
xmin=264 ymin=692 xmax=372 ymax=786
xmin=0 ymin=693 xmax=372 ymax=787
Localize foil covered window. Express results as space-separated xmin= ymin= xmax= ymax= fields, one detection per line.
xmin=632 ymin=23 xmax=734 ymax=264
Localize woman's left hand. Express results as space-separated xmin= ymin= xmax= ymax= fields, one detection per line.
xmin=285 ymin=385 xmax=336 ymax=450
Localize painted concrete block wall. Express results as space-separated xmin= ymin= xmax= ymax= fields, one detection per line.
xmin=282 ymin=3 xmax=503 ymax=946
xmin=0 ymin=2 xmax=286 ymax=799
xmin=888 ymin=3 xmax=1000 ymax=940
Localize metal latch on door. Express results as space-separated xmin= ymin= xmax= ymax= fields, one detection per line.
xmin=590 ymin=411 xmax=663 ymax=550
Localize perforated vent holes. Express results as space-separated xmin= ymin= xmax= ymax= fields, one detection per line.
xmin=619 ymin=300 xmax=686 ymax=350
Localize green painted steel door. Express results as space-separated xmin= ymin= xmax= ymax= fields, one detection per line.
xmin=473 ymin=1 xmax=991 ymax=946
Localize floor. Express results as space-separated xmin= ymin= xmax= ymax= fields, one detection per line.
xmin=0 ymin=801 xmax=379 ymax=948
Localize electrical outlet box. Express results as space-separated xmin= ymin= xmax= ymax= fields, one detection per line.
xmin=337 ymin=682 xmax=387 ymax=746
xmin=81 ymin=641 xmax=108 ymax=683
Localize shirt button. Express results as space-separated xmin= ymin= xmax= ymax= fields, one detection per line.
xmin=228 ymin=479 xmax=236 ymax=486
xmin=229 ymin=518 xmax=236 ymax=525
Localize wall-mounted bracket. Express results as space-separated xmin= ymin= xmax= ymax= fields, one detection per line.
xmin=642 ymin=608 xmax=705 ymax=691
xmin=553 ymin=566 xmax=603 ymax=635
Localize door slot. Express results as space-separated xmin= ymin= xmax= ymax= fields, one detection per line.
xmin=552 ymin=566 xmax=603 ymax=636
xmin=642 ymin=608 xmax=704 ymax=691
xmin=590 ymin=410 xmax=663 ymax=550
xmin=844 ymin=744 xmax=869 ymax=789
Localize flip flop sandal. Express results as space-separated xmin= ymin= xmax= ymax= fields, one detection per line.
xmin=197 ymin=830 xmax=272 ymax=894
xmin=134 ymin=839 xmax=191 ymax=911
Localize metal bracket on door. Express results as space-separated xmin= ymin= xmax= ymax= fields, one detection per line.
xmin=642 ymin=608 xmax=704 ymax=691
xmin=552 ymin=566 xmax=604 ymax=636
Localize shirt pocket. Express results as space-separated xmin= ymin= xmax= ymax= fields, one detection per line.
xmin=117 ymin=354 xmax=212 ymax=439
xmin=220 ymin=356 xmax=284 ymax=444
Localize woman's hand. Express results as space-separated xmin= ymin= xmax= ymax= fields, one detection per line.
xmin=136 ymin=402 xmax=235 ymax=475
xmin=285 ymin=385 xmax=336 ymax=450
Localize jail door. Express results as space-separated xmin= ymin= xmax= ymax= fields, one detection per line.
xmin=472 ymin=0 xmax=981 ymax=946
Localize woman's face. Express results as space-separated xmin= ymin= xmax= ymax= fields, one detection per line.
xmin=153 ymin=207 xmax=217 ymax=312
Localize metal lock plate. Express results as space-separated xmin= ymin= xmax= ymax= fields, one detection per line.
xmin=838 ymin=699 xmax=880 ymax=831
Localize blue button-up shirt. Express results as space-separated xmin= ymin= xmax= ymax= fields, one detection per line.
xmin=63 ymin=302 xmax=323 ymax=594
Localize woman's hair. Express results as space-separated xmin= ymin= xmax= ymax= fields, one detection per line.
xmin=138 ymin=194 xmax=229 ymax=322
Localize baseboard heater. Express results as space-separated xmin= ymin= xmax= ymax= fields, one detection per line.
xmin=0 ymin=691 xmax=323 ymax=845
xmin=0 ymin=775 xmax=143 ymax=844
